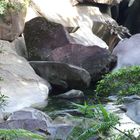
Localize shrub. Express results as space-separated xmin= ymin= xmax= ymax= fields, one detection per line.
xmin=95 ymin=66 xmax=140 ymax=97
xmin=0 ymin=0 xmax=29 ymax=15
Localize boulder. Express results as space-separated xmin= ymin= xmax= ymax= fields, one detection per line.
xmin=0 ymin=108 xmax=73 ymax=140
xmin=30 ymin=61 xmax=91 ymax=94
xmin=113 ymin=34 xmax=140 ymax=69
xmin=24 ymin=17 xmax=71 ymax=60
xmin=54 ymin=89 xmax=84 ymax=99
xmin=0 ymin=40 xmax=50 ymax=113
xmin=0 ymin=0 xmax=29 ymax=41
xmin=46 ymin=44 xmax=116 ymax=82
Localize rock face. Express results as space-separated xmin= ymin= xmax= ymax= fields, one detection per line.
xmin=30 ymin=61 xmax=91 ymax=94
xmin=0 ymin=0 xmax=28 ymax=41
xmin=0 ymin=40 xmax=50 ymax=113
xmin=46 ymin=44 xmax=116 ymax=82
xmin=113 ymin=34 xmax=140 ymax=70
xmin=24 ymin=17 xmax=70 ymax=60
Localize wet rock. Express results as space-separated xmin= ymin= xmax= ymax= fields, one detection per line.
xmin=0 ymin=40 xmax=50 ymax=114
xmin=113 ymin=34 xmax=140 ymax=70
xmin=55 ymin=89 xmax=84 ymax=99
xmin=24 ymin=17 xmax=71 ymax=60
xmin=47 ymin=44 xmax=117 ymax=82
xmin=30 ymin=61 xmax=91 ymax=93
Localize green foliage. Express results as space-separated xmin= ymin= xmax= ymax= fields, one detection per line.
xmin=107 ymin=129 xmax=138 ymax=140
xmin=0 ymin=0 xmax=29 ymax=15
xmin=0 ymin=129 xmax=46 ymax=140
xmin=96 ymin=66 xmax=140 ymax=97
xmin=68 ymin=103 xmax=119 ymax=140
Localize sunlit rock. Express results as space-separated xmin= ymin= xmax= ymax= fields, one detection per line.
xmin=113 ymin=34 xmax=140 ymax=70
xmin=0 ymin=40 xmax=50 ymax=113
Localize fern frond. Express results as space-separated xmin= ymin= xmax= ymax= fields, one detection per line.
xmin=0 ymin=129 xmax=46 ymax=140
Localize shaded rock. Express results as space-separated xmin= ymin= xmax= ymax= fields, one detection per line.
xmin=24 ymin=17 xmax=70 ymax=60
xmin=123 ymin=95 xmax=140 ymax=104
xmin=55 ymin=89 xmax=84 ymax=99
xmin=74 ymin=0 xmax=122 ymax=5
xmin=92 ymin=18 xmax=131 ymax=51
xmin=0 ymin=40 xmax=50 ymax=113
xmin=12 ymin=36 xmax=27 ymax=58
xmin=124 ymin=0 xmax=140 ymax=34
xmin=0 ymin=0 xmax=28 ymax=41
xmin=7 ymin=108 xmax=52 ymax=125
xmin=30 ymin=61 xmax=91 ymax=94
xmin=46 ymin=44 xmax=117 ymax=82
xmin=117 ymin=0 xmax=140 ymax=35
xmin=125 ymin=101 xmax=140 ymax=124
xmin=113 ymin=34 xmax=140 ymax=70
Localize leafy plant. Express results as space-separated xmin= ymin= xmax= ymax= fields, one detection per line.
xmin=0 ymin=0 xmax=30 ymax=15
xmin=0 ymin=129 xmax=46 ymax=140
xmin=68 ymin=103 xmax=119 ymax=140
xmin=95 ymin=66 xmax=140 ymax=97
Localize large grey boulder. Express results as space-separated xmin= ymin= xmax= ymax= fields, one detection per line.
xmin=113 ymin=34 xmax=140 ymax=69
xmin=30 ymin=61 xmax=91 ymax=94
xmin=0 ymin=40 xmax=50 ymax=113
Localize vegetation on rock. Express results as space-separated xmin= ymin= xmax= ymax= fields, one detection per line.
xmin=67 ymin=102 xmax=137 ymax=140
xmin=0 ymin=0 xmax=30 ymax=15
xmin=96 ymin=66 xmax=140 ymax=97
xmin=0 ymin=129 xmax=45 ymax=140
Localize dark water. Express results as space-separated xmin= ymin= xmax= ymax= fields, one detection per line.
xmin=43 ymin=87 xmax=107 ymax=117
